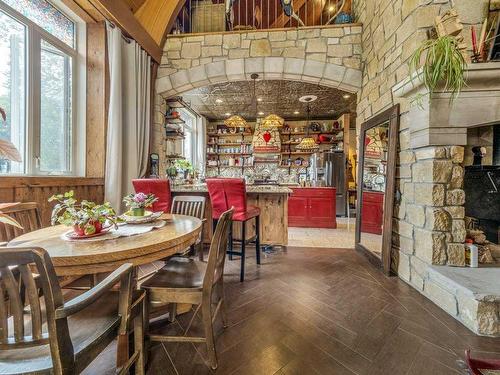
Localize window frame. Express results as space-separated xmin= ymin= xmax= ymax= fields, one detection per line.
xmin=0 ymin=0 xmax=86 ymax=176
xmin=180 ymin=108 xmax=198 ymax=166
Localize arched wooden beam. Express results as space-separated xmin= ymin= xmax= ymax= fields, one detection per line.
xmin=135 ymin=0 xmax=187 ymax=48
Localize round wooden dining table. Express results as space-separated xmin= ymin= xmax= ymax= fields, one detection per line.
xmin=7 ymin=214 xmax=202 ymax=277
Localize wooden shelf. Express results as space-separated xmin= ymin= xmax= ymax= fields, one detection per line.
xmin=166 ymin=97 xmax=188 ymax=108
xmin=207 ymin=133 xmax=253 ymax=137
xmin=207 ymin=142 xmax=252 ymax=146
xmin=279 ymin=165 xmax=308 ymax=169
xmin=281 ymin=151 xmax=314 ymax=155
xmin=207 ymin=165 xmax=253 ymax=168
xmin=207 ymin=153 xmax=252 ymax=156
xmin=165 ymin=117 xmax=185 ymax=125
xmin=165 ymin=155 xmax=185 ymax=159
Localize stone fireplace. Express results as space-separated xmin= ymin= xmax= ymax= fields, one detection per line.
xmin=392 ymin=62 xmax=500 ymax=336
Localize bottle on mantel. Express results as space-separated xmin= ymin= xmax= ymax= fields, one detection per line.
xmin=465 ymin=239 xmax=478 ymax=268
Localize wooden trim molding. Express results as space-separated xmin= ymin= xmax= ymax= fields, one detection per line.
xmin=0 ymin=177 xmax=104 ymax=188
xmin=88 ymin=0 xmax=162 ymax=63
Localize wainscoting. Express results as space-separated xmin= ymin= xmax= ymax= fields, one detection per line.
xmin=0 ymin=177 xmax=105 ymax=227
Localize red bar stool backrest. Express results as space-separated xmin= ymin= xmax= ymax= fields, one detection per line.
xmin=206 ymin=178 xmax=247 ymax=220
xmin=132 ymin=179 xmax=172 ymax=213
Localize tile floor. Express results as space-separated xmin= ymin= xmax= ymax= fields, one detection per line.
xmin=83 ymin=246 xmax=500 ymax=375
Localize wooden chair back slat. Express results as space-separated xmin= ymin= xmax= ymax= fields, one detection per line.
xmin=0 ymin=203 xmax=42 ymax=243
xmin=0 ymin=282 xmax=8 ymax=343
xmin=204 ymin=208 xmax=232 ymax=291
xmin=18 ymin=264 xmax=43 ymax=340
xmin=0 ymin=266 xmax=25 ymax=341
xmin=171 ymin=196 xmax=206 ymax=220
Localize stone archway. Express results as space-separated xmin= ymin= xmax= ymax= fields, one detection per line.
xmin=155 ymin=26 xmax=363 ymax=98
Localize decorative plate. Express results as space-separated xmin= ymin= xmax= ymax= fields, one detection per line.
xmin=121 ymin=211 xmax=163 ymax=224
xmin=64 ymin=226 xmax=111 ymax=240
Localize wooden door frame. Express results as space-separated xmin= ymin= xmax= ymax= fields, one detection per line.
xmin=355 ymin=104 xmax=399 ymax=275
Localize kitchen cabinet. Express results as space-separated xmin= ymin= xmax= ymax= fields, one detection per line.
xmin=288 ymin=188 xmax=337 ymax=228
xmin=360 ymin=190 xmax=384 ymax=235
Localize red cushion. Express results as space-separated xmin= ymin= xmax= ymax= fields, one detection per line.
xmin=233 ymin=205 xmax=260 ymax=222
xmin=206 ymin=178 xmax=250 ymax=220
xmin=132 ymin=179 xmax=171 ymax=213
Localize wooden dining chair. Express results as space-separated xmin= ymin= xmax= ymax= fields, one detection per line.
xmin=0 ymin=247 xmax=145 ymax=375
xmin=171 ymin=195 xmax=206 ymax=260
xmin=0 ymin=202 xmax=42 ymax=244
xmin=141 ymin=208 xmax=233 ymax=370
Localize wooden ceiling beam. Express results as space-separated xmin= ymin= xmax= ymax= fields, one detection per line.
xmin=87 ymin=0 xmax=162 ymax=63
xmin=135 ymin=0 xmax=186 ymax=48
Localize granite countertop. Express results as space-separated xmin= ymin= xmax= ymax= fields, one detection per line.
xmin=172 ymin=184 xmax=292 ymax=194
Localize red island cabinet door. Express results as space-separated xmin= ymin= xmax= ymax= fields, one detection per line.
xmin=360 ymin=191 xmax=384 ymax=235
xmin=288 ymin=191 xmax=309 ymax=227
xmin=288 ymin=188 xmax=337 ymax=228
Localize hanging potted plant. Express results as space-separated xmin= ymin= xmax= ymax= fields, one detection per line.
xmin=123 ymin=192 xmax=158 ymax=217
xmin=409 ymin=35 xmax=467 ymax=107
xmin=49 ymin=191 xmax=120 ymax=236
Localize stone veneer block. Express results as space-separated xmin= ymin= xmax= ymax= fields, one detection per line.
xmin=303 ymin=59 xmax=325 ymax=79
xmin=414 ymin=228 xmax=446 ymax=264
xmin=225 ymin=59 xmax=245 ymax=81
xmin=206 ymin=61 xmax=226 ymax=83
xmin=414 ymin=183 xmax=445 ymax=206
xmin=343 ymin=68 xmax=362 ymax=88
xmin=323 ymin=64 xmax=345 ymax=85
xmin=156 ymin=76 xmax=172 ymax=94
xmin=187 ymin=65 xmax=209 ymax=87
xmin=263 ymin=57 xmax=284 ymax=79
xmin=170 ymin=70 xmax=191 ymax=92
xmin=181 ymin=42 xmax=201 ymax=59
xmin=250 ymin=39 xmax=272 ymax=57
xmin=223 ymin=34 xmax=241 ymax=49
xmin=244 ymin=57 xmax=264 ymax=76
xmin=283 ymin=58 xmax=305 ymax=78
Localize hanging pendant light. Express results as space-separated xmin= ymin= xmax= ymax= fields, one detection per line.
xmin=224 ymin=115 xmax=248 ymax=128
xmin=296 ymin=95 xmax=319 ymax=151
xmin=261 ymin=114 xmax=284 ymax=129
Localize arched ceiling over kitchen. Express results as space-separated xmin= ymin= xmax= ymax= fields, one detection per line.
xmin=181 ymin=80 xmax=357 ymax=122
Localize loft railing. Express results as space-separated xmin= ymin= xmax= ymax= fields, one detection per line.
xmin=171 ymin=0 xmax=354 ymax=34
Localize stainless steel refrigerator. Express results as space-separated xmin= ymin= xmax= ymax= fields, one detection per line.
xmin=324 ymin=151 xmax=347 ymax=216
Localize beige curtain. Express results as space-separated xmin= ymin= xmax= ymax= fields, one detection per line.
xmin=105 ymin=23 xmax=151 ymax=213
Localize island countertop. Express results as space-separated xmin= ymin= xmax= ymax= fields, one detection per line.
xmin=172 ymin=184 xmax=293 ymax=194
xmin=172 ymin=183 xmax=290 ymax=246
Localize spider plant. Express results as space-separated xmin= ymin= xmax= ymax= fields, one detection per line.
xmin=409 ymin=35 xmax=467 ymax=107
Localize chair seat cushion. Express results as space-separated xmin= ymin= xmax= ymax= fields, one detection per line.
xmin=0 ymin=290 xmax=123 ymax=375
xmin=233 ymin=205 xmax=260 ymax=222
xmin=141 ymin=257 xmax=206 ymax=290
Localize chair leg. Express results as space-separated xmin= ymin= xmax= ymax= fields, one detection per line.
xmin=219 ymin=281 xmax=228 ymax=328
xmin=168 ymin=303 xmax=177 ymax=322
xmin=134 ymin=306 xmax=145 ymax=375
xmin=202 ymin=301 xmax=218 ymax=370
xmin=228 ymin=224 xmax=233 ymax=261
xmin=240 ymin=223 xmax=246 ymax=282
xmin=255 ymin=215 xmax=261 ymax=265
xmin=198 ymin=242 xmax=204 ymax=261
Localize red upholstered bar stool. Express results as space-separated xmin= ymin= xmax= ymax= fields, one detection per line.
xmin=206 ymin=178 xmax=261 ymax=282
xmin=132 ymin=179 xmax=172 ymax=213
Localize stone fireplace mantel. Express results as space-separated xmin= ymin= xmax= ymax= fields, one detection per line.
xmin=393 ymin=62 xmax=500 ymax=149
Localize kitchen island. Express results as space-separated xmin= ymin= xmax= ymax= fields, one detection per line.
xmin=172 ymin=184 xmax=292 ymax=246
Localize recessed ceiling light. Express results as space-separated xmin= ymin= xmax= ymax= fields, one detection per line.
xmin=258 ymin=111 xmax=264 ymax=115
xmin=328 ymin=5 xmax=335 ymax=12
xmin=343 ymin=94 xmax=351 ymax=99
xmin=225 ymin=112 xmax=231 ymax=116
xmin=294 ymin=110 xmax=300 ymax=114
xmin=257 ymin=98 xmax=263 ymax=102
xmin=215 ymin=98 xmax=223 ymax=103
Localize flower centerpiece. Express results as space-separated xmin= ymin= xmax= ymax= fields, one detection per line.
xmin=123 ymin=192 xmax=158 ymax=217
xmin=49 ymin=191 xmax=120 ymax=236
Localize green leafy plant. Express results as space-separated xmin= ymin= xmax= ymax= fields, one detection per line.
xmin=49 ymin=191 xmax=120 ymax=235
xmin=123 ymin=192 xmax=158 ymax=210
xmin=409 ymin=35 xmax=467 ymax=107
xmin=174 ymin=159 xmax=193 ymax=172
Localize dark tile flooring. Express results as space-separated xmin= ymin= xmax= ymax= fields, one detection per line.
xmin=83 ymin=247 xmax=500 ymax=375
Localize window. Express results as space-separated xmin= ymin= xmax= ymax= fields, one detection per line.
xmin=180 ymin=108 xmax=197 ymax=165
xmin=0 ymin=0 xmax=84 ymax=175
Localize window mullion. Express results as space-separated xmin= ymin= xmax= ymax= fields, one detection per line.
xmin=29 ymin=29 xmax=41 ymax=175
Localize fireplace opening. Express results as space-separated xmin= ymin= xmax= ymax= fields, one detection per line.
xmin=463 ymin=124 xmax=500 ymax=265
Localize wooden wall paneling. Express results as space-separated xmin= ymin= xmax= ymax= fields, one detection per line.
xmin=0 ymin=177 xmax=104 ymax=228
xmin=135 ymin=0 xmax=187 ymax=47
xmin=86 ymin=21 xmax=108 ymax=178
xmin=88 ymin=0 xmax=162 ymax=63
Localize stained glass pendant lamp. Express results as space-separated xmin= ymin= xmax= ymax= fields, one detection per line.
xmin=296 ymin=95 xmax=319 ymax=151
xmin=261 ymin=114 xmax=284 ymax=129
xmin=224 ymin=115 xmax=248 ymax=128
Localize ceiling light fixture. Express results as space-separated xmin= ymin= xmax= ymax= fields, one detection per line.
xmin=258 ymin=111 xmax=264 ymax=116
xmin=261 ymin=114 xmax=284 ymax=129
xmin=296 ymin=96 xmax=319 ymax=152
xmin=293 ymin=110 xmax=300 ymax=114
xmin=257 ymin=98 xmax=263 ymax=102
xmin=224 ymin=115 xmax=248 ymax=128
xmin=225 ymin=112 xmax=231 ymax=116
xmin=343 ymin=94 xmax=350 ymax=99
xmin=215 ymin=98 xmax=223 ymax=103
